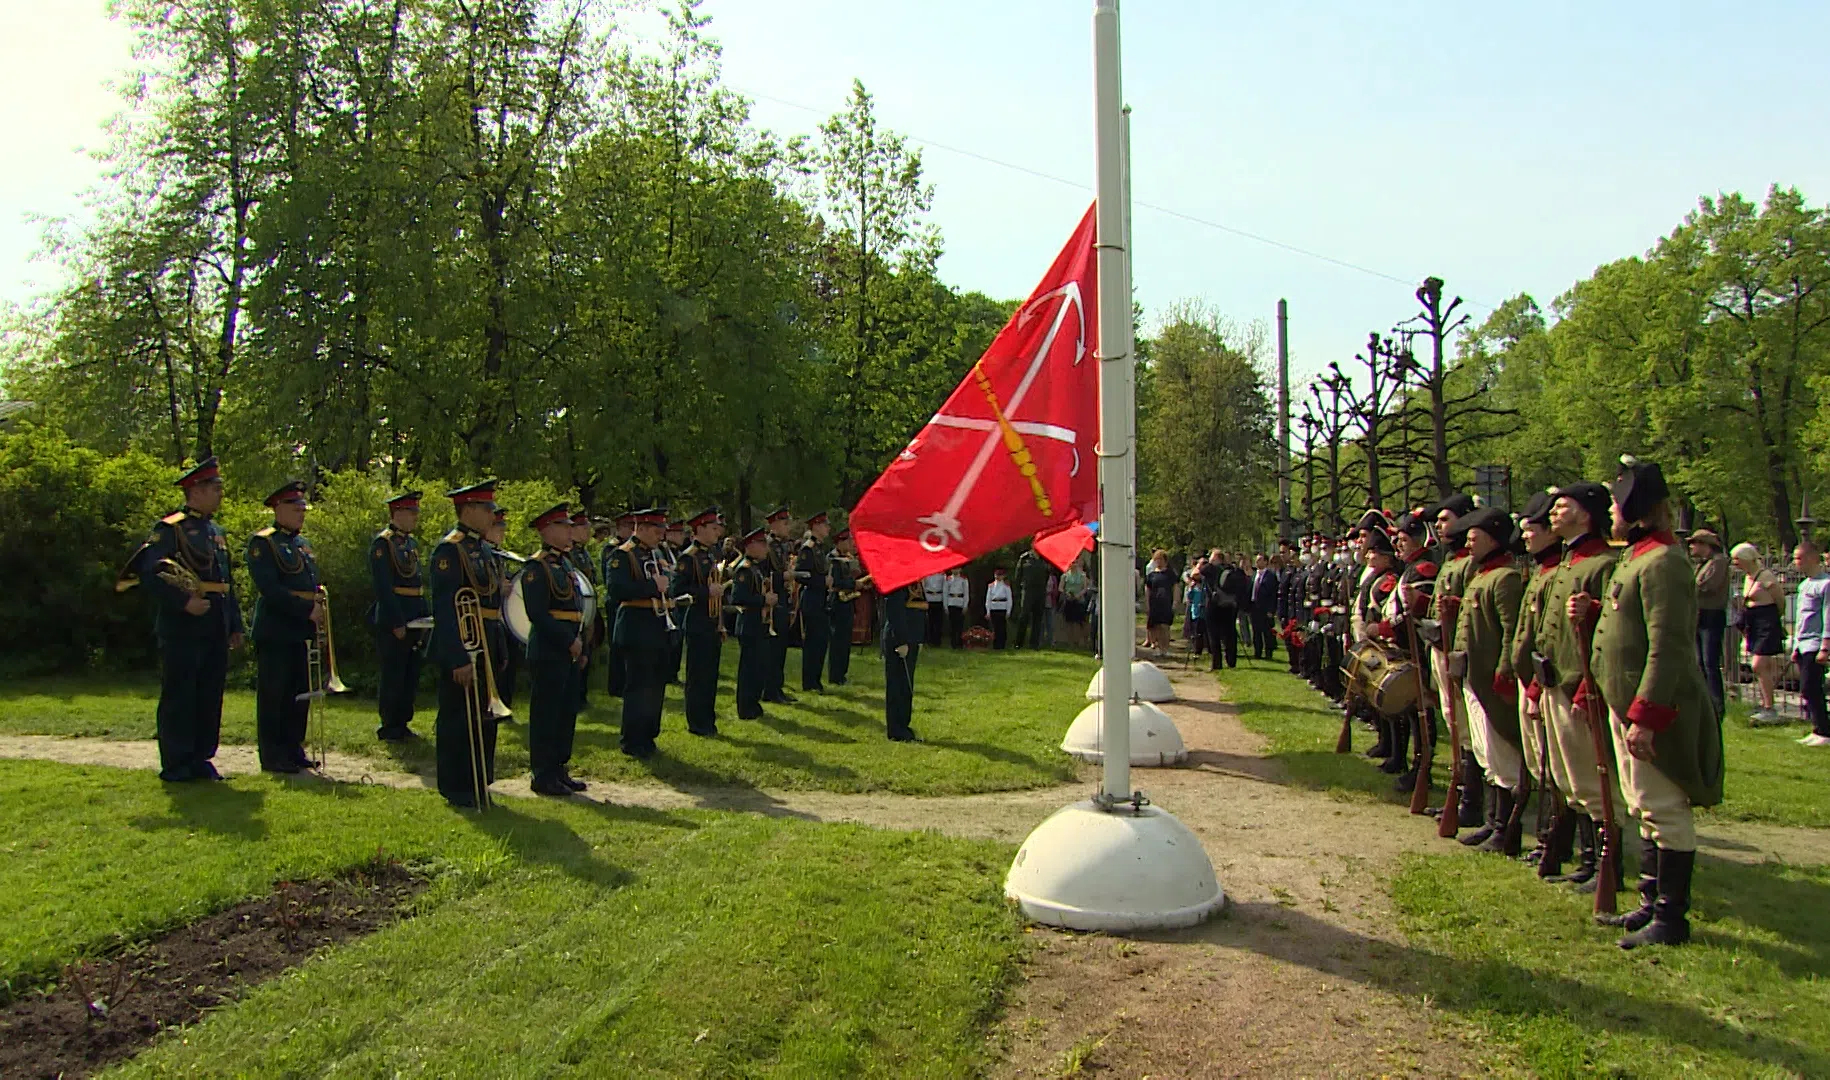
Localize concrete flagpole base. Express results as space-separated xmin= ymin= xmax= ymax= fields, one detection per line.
xmin=1086 ymin=660 xmax=1174 ymax=702
xmin=1061 ymin=699 xmax=1186 ymax=765
xmin=1005 ymin=800 xmax=1225 ymax=931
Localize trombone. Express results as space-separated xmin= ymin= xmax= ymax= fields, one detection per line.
xmin=453 ymin=586 xmax=508 ymax=810
xmin=295 ymin=587 xmax=349 ymax=770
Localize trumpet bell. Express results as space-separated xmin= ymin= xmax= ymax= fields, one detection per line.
xmin=327 ymin=674 xmax=350 ymax=694
xmin=487 ymin=695 xmax=513 ymax=720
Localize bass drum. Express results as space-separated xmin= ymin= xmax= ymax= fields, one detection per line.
xmin=504 ymin=568 xmax=595 ymax=644
xmin=1344 ymin=639 xmax=1420 ymax=716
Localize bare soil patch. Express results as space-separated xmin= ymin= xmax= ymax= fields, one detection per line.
xmin=0 ymin=861 xmax=426 ymax=1080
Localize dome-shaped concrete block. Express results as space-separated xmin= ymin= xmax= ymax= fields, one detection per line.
xmin=1006 ymin=800 xmax=1224 ymax=931
xmin=1085 ymin=660 xmax=1175 ymax=702
xmin=1061 ymin=700 xmax=1187 ymax=765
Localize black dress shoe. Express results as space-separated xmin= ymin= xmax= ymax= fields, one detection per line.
xmin=888 ymin=730 xmax=921 ymax=743
xmin=561 ymin=772 xmax=588 ymax=792
xmin=688 ymin=727 xmax=720 ymax=738
xmin=377 ymin=727 xmax=413 ymax=742
xmin=194 ymin=761 xmax=225 ymax=781
xmin=737 ymin=711 xmax=763 ymax=721
xmin=531 ymin=774 xmax=574 ymax=797
xmin=621 ymin=744 xmax=656 ymax=760
xmin=445 ymin=793 xmax=478 ymax=809
xmin=262 ymin=762 xmax=303 ymax=775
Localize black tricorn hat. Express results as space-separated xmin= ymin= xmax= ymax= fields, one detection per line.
xmin=1613 ymin=456 xmax=1670 ymax=522
xmin=1364 ymin=528 xmax=1395 ymax=556
xmin=1393 ymin=511 xmax=1429 ymax=540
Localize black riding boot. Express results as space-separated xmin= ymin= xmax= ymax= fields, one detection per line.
xmin=1573 ymin=821 xmax=1621 ymax=895
xmin=1536 ymin=810 xmax=1578 ymax=879
xmin=1598 ymin=835 xmax=1660 ymax=929
xmin=1365 ymin=714 xmax=1391 ymax=760
xmin=1479 ymin=785 xmax=1518 ymax=853
xmin=1381 ymin=714 xmax=1409 ymax=773
xmin=1460 ymin=783 xmax=1499 ymax=847
xmin=1548 ymin=817 xmax=1598 ymax=885
xmin=1618 ymin=848 xmax=1694 ymax=949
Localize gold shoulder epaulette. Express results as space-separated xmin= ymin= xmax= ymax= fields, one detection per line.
xmin=160 ymin=511 xmax=186 ymax=526
xmin=618 ymin=539 xmax=638 ymax=552
xmin=254 ymin=525 xmax=276 ymax=538
xmin=444 ymin=529 xmax=465 ymax=544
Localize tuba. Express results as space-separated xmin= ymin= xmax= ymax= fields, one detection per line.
xmin=294 ymin=587 xmax=349 ymax=770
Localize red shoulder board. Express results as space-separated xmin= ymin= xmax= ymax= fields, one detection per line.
xmin=1377 ymin=577 xmax=1397 ymax=594
xmin=1415 ymin=561 xmax=1439 ymax=579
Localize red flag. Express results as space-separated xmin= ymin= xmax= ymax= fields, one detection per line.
xmin=1033 ymin=521 xmax=1095 ymax=573
xmin=851 ymin=206 xmax=1100 ymax=593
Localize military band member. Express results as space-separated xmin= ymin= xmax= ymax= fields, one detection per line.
xmin=602 ymin=511 xmax=635 ymax=698
xmin=1452 ymin=507 xmax=1528 ymax=854
xmin=730 ymin=527 xmax=774 ymax=720
xmin=1540 ymin=481 xmax=1623 ymax=890
xmin=521 ymin=504 xmax=589 ymax=796
xmin=828 ymin=527 xmax=868 ymax=685
xmin=1575 ymin=459 xmax=1724 ymax=948
xmin=795 ymin=512 xmax=833 ymax=691
xmin=676 ymin=507 xmax=728 ymax=735
xmin=882 ymin=580 xmax=928 ymax=742
xmin=567 ymin=509 xmax=600 ymax=708
xmin=609 ymin=507 xmax=674 ymax=757
xmin=119 ymin=457 xmax=244 ymax=782
xmin=370 ymin=491 xmax=428 ymax=742
xmin=246 ymin=481 xmax=324 ymax=774
xmin=665 ymin=517 xmax=689 ymax=684
xmin=763 ymin=506 xmax=797 ymax=704
xmin=485 ymin=508 xmax=521 ymax=711
xmin=430 ymin=480 xmax=506 ymax=808
xmin=1509 ymin=491 xmax=1568 ymax=873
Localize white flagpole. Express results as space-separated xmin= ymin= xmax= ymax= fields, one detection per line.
xmin=1093 ymin=0 xmax=1133 ymax=804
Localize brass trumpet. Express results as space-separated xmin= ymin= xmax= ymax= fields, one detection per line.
xmin=453 ymin=586 xmax=508 ymax=810
xmin=153 ymin=557 xmax=202 ymax=597
xmin=295 ymin=587 xmax=349 ymax=769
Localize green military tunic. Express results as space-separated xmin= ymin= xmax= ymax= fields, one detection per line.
xmin=567 ymin=543 xmax=599 ymax=706
xmin=1432 ymin=547 xmax=1475 ymax=652
xmin=796 ymin=536 xmax=831 ymax=691
xmin=520 ymin=546 xmax=585 ymax=783
xmin=1591 ymin=534 xmax=1725 ymax=806
xmin=1456 ymin=552 xmax=1525 ymax=749
xmin=1545 ymin=537 xmax=1619 ymax=698
xmin=729 ymin=555 xmax=770 ymax=718
xmin=881 ymin=582 xmax=927 ymax=740
xmin=1511 ymin=547 xmax=1563 ymax=689
xmin=429 ymin=523 xmax=503 ymax=805
xmin=608 ymin=539 xmax=670 ymax=756
xmin=370 ymin=524 xmax=429 ymax=739
xmin=827 ymin=551 xmax=861 ymax=685
xmin=247 ymin=524 xmax=321 ymax=771
xmin=764 ymin=536 xmax=794 ymax=700
xmin=673 ymin=540 xmax=724 ymax=734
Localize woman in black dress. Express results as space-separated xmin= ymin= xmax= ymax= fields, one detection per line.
xmin=1144 ymin=549 xmax=1176 ymax=650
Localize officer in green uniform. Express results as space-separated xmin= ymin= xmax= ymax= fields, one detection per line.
xmin=245 ymin=481 xmax=325 ymax=773
xmin=601 ymin=511 xmax=634 ymax=698
xmin=673 ymin=507 xmax=728 ymax=735
xmin=1576 ymin=459 xmax=1725 ymax=948
xmin=881 ymin=579 xmax=928 ymax=742
xmin=1509 ymin=491 xmax=1568 ymax=873
xmin=608 ymin=507 xmax=674 ymax=757
xmin=1452 ymin=506 xmax=1527 ymax=855
xmin=763 ymin=506 xmax=797 ymax=703
xmin=118 ymin=457 xmax=244 ymax=782
xmin=431 ymin=480 xmax=507 ymax=808
xmin=729 ymin=527 xmax=774 ymax=720
xmin=797 ymin=511 xmax=833 ymax=692
xmin=566 ymin=509 xmax=600 ymax=708
xmin=520 ymin=503 xmax=589 ymax=796
xmin=1013 ymin=548 xmax=1050 ymax=649
xmin=370 ymin=490 xmax=428 ymax=742
xmin=827 ymin=528 xmax=869 ymax=686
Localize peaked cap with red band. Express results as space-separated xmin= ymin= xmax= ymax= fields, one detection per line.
xmin=265 ymin=480 xmax=308 ymax=508
xmin=175 ymin=457 xmax=220 ymax=489
xmin=689 ymin=506 xmax=724 ymax=529
xmin=533 ymin=503 xmax=572 ymax=530
xmin=447 ymin=480 xmax=499 ymax=508
xmin=629 ymin=506 xmax=668 ymax=526
xmin=386 ymin=490 xmax=422 ymax=510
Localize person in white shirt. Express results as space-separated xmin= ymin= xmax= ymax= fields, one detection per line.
xmin=921 ymin=571 xmax=947 ymax=646
xmin=944 ymin=568 xmax=971 ymax=648
xmin=985 ymin=567 xmax=1015 ymax=649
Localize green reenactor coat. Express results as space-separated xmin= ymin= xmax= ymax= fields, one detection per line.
xmin=1592 ymin=535 xmax=1725 ymax=806
xmin=1543 ymin=536 xmax=1618 ymax=700
xmin=1433 ymin=545 xmax=1475 ymax=652
xmin=1511 ymin=544 xmax=1564 ymax=690
xmin=1456 ymin=551 xmax=1525 ymax=749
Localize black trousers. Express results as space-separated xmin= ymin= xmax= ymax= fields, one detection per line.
xmin=668 ymin=630 xmax=684 ymax=685
xmin=736 ymin=633 xmax=765 ymax=718
xmin=827 ymin=608 xmax=854 ymax=685
xmin=620 ymin=644 xmax=668 ymax=754
xmin=1206 ymin=607 xmax=1238 ymax=668
xmin=604 ymin=639 xmax=626 ymax=697
xmin=801 ymin=601 xmax=830 ymax=690
xmin=1696 ymin=609 xmax=1727 ymax=711
xmin=885 ymin=642 xmax=920 ymax=738
xmin=991 ymin=611 xmax=1009 ymax=649
xmin=947 ymin=607 xmax=966 ymax=648
xmin=156 ymin=633 xmax=228 ymax=781
xmin=527 ymin=650 xmax=581 ymax=778
xmin=684 ymin=631 xmax=721 ymax=733
xmin=1015 ymin=602 xmax=1046 ymax=648
xmin=925 ymin=604 xmax=945 ymax=646
xmin=764 ymin=629 xmax=789 ymax=700
xmin=255 ymin=639 xmax=310 ymax=769
xmin=374 ymin=628 xmax=423 ymax=737
xmin=1250 ymin=612 xmax=1274 ymax=660
xmin=435 ymin=668 xmax=497 ymax=803
xmin=496 ymin=634 xmax=521 ymax=709
xmin=1800 ymin=651 xmax=1829 ymax=737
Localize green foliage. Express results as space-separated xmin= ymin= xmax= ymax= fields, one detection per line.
xmin=1 ymin=759 xmax=1027 ymax=1077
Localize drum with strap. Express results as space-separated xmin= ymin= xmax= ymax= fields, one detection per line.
xmin=1343 ymin=639 xmax=1420 ymax=716
xmin=505 ymin=567 xmax=595 ymax=645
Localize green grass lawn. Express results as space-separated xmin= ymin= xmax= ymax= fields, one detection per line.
xmin=1 ymin=758 xmax=1026 ymax=1077
xmin=1390 ymin=850 xmax=1830 ymax=1078
xmin=1218 ymin=657 xmax=1830 ymax=828
xmin=0 ymin=645 xmax=1089 ymax=797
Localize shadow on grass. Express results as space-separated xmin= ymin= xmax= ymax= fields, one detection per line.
xmin=1153 ymin=897 xmax=1830 ymax=1077
xmin=1699 ymin=854 xmax=1830 ymax=981
xmin=923 ymin=736 xmax=1061 ymax=773
xmin=127 ymin=781 xmax=270 ymax=841
xmin=755 ymin=711 xmax=859 ymax=745
xmin=462 ymin=802 xmax=635 ymax=888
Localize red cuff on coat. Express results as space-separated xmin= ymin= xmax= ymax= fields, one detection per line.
xmin=1493 ymin=673 xmax=1517 ymax=699
xmin=1572 ymin=680 xmax=1593 ymax=712
xmin=1373 ymin=620 xmax=1392 ymax=638
xmin=1626 ymin=696 xmax=1678 ymax=732
xmin=1524 ymin=679 xmax=1542 ymax=704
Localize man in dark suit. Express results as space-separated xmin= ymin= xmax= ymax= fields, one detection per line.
xmin=1202 ymin=552 xmax=1250 ymax=670
xmin=1249 ymin=553 xmax=1279 ymax=661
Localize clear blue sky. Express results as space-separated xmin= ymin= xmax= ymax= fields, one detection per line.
xmin=5 ymin=0 xmax=1828 ymax=393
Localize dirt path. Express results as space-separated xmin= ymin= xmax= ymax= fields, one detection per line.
xmin=5 ymin=669 xmax=1826 ymax=1078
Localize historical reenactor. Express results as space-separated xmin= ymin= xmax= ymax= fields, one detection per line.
xmin=1537 ymin=480 xmax=1622 ymax=890
xmin=520 ymin=504 xmax=589 ymax=796
xmin=1572 ymin=459 xmax=1724 ymax=948
xmin=1427 ymin=495 xmax=1480 ymax=831
xmin=1452 ymin=506 xmax=1528 ymax=855
xmin=567 ymin=509 xmax=600 ymax=707
xmin=796 ymin=511 xmax=834 ymax=691
xmin=763 ymin=506 xmax=798 ymax=704
xmin=119 ymin=457 xmax=245 ymax=782
xmin=608 ymin=507 xmax=674 ymax=757
xmin=369 ymin=490 xmax=429 ymax=742
xmin=601 ymin=511 xmax=635 ymax=698
xmin=881 ymin=579 xmax=929 ymax=742
xmin=430 ymin=480 xmax=506 ymax=808
xmin=675 ymin=506 xmax=728 ymax=735
xmin=1355 ymin=528 xmax=1407 ymax=773
xmin=1508 ymin=491 xmax=1568 ymax=872
xmin=729 ymin=527 xmax=775 ymax=720
xmin=828 ymin=527 xmax=868 ymax=685
xmin=246 ymin=481 xmax=324 ymax=774
xmin=1384 ymin=511 xmax=1441 ymax=791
